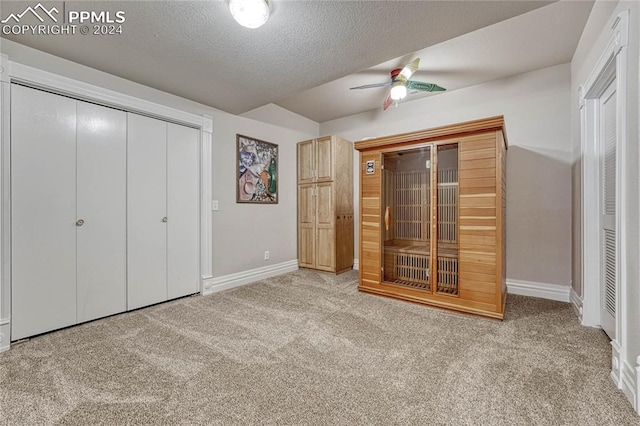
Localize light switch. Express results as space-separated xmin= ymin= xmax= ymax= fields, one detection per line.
xmin=212 ymin=200 xmax=219 ymax=211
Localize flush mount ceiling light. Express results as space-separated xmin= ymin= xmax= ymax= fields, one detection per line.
xmin=229 ymin=0 xmax=270 ymax=29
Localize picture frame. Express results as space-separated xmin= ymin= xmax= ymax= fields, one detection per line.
xmin=236 ymin=134 xmax=278 ymax=204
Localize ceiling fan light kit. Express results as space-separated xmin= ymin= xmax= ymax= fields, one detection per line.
xmin=390 ymin=81 xmax=407 ymax=101
xmin=229 ymin=0 xmax=270 ymax=29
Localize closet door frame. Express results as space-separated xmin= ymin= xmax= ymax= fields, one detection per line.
xmin=579 ymin=10 xmax=629 ymax=392
xmin=0 ymin=57 xmax=213 ymax=351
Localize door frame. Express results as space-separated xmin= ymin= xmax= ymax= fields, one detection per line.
xmin=0 ymin=54 xmax=214 ymax=352
xmin=579 ymin=10 xmax=629 ymax=390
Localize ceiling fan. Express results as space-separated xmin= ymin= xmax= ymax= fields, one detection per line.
xmin=349 ymin=58 xmax=446 ymax=110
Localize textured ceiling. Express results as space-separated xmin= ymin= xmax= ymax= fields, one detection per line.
xmin=1 ymin=0 xmax=562 ymax=120
xmin=277 ymin=0 xmax=594 ymax=122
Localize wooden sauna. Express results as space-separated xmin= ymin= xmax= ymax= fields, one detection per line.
xmin=355 ymin=116 xmax=508 ymax=319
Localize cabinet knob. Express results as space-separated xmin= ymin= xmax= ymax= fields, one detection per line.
xmin=162 ymin=217 xmax=168 ymax=223
xmin=76 ymin=219 xmax=84 ymax=227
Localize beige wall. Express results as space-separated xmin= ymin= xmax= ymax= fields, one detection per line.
xmin=241 ymin=103 xmax=320 ymax=137
xmin=321 ymin=64 xmax=573 ymax=287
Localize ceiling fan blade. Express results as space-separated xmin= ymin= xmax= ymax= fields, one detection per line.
xmin=397 ymin=58 xmax=420 ymax=82
xmin=350 ymin=82 xmax=392 ymax=90
xmin=406 ymin=80 xmax=446 ymax=92
xmin=383 ymin=93 xmax=394 ymax=110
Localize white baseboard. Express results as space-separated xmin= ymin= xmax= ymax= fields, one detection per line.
xmin=621 ymin=360 xmax=637 ymax=412
xmin=0 ymin=320 xmax=9 ymax=352
xmin=636 ymin=356 xmax=640 ymax=413
xmin=569 ymin=287 xmax=583 ymax=319
xmin=506 ymin=279 xmax=570 ymax=302
xmin=202 ymin=260 xmax=299 ymax=296
xmin=353 ymin=258 xmax=359 ymax=271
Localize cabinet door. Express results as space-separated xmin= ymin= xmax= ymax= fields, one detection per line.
xmin=127 ymin=113 xmax=168 ymax=310
xmin=297 ymin=140 xmax=314 ymax=183
xmin=167 ymin=123 xmax=200 ymax=299
xmin=298 ymin=184 xmax=315 ymax=268
xmin=316 ymin=137 xmax=334 ymax=182
xmin=315 ymin=182 xmax=335 ymax=271
xmin=76 ymin=102 xmax=127 ymax=322
xmin=11 ymin=85 xmax=77 ymax=340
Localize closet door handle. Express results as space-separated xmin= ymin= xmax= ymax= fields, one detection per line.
xmin=76 ymin=219 xmax=84 ymax=227
xmin=162 ymin=217 xmax=168 ymax=223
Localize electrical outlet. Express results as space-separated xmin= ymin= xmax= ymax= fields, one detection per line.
xmin=264 ymin=251 xmax=270 ymax=261
xmin=212 ymin=200 xmax=219 ymax=211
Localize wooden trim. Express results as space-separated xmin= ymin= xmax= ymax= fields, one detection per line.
xmin=358 ymin=284 xmax=503 ymax=320
xmin=430 ymin=147 xmax=437 ymax=294
xmin=495 ymin=131 xmax=503 ymax=309
xmin=354 ymin=116 xmax=505 ymax=151
xmin=200 ymin=116 xmax=213 ymax=286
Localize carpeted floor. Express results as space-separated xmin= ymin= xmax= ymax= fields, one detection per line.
xmin=0 ymin=269 xmax=638 ymax=425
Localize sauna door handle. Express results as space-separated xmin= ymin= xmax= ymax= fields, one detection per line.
xmin=384 ymin=206 xmax=390 ymax=231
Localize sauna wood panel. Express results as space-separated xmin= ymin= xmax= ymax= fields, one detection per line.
xmin=460 ymin=230 xmax=497 ymax=239
xmin=460 ymin=188 xmax=496 ymax=197
xmin=459 ymin=270 xmax=496 ymax=282
xmin=460 ymin=207 xmax=496 ymax=217
xmin=457 ymin=261 xmax=496 ymax=275
xmin=460 ymin=289 xmax=497 ymax=305
xmin=460 ymin=194 xmax=496 ymax=208
xmin=459 ymin=177 xmax=498 ymax=188
xmin=460 ymin=217 xmax=496 ymax=227
xmin=459 ymin=148 xmax=496 ymax=161
xmin=460 ymin=251 xmax=496 ymax=266
xmin=460 ymin=279 xmax=498 ymax=294
xmin=460 ymin=168 xmax=496 ymax=179
xmin=459 ymin=234 xmax=497 ymax=246
xmin=460 ymin=158 xmax=496 ymax=170
xmin=460 ymin=243 xmax=496 ymax=254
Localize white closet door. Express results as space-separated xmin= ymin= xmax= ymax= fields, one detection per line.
xmin=127 ymin=113 xmax=167 ymax=310
xmin=600 ymin=82 xmax=617 ymax=340
xmin=11 ymin=85 xmax=77 ymax=340
xmin=167 ymin=123 xmax=199 ymax=299
xmin=76 ymin=102 xmax=127 ymax=322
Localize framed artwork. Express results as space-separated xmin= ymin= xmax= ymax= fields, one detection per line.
xmin=236 ymin=134 xmax=278 ymax=204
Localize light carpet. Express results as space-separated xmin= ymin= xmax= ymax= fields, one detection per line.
xmin=0 ymin=269 xmax=638 ymax=425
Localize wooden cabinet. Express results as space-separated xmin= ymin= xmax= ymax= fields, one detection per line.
xmin=297 ymin=136 xmax=354 ymax=273
xmin=354 ymin=117 xmax=508 ymax=319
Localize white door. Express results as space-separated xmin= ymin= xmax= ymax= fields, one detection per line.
xmin=11 ymin=85 xmax=77 ymax=340
xmin=127 ymin=113 xmax=168 ymax=309
xmin=76 ymin=101 xmax=127 ymax=322
xmin=599 ymin=81 xmax=617 ymax=339
xmin=167 ymin=123 xmax=199 ymax=299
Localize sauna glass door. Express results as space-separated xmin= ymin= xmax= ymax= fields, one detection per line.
xmin=435 ymin=144 xmax=459 ymax=295
xmin=382 ymin=147 xmax=432 ymax=290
